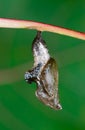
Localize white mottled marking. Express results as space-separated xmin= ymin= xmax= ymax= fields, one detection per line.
xmin=33 ymin=42 xmax=50 ymax=67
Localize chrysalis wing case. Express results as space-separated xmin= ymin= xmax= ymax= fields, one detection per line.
xmin=25 ymin=31 xmax=62 ymax=110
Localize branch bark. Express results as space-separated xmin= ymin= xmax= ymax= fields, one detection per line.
xmin=0 ymin=18 xmax=85 ymax=40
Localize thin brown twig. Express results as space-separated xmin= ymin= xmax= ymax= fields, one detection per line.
xmin=0 ymin=18 xmax=85 ymax=40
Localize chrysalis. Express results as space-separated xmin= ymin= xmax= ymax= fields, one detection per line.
xmin=25 ymin=31 xmax=62 ymax=110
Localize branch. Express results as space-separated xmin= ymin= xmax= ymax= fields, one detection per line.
xmin=0 ymin=18 xmax=85 ymax=40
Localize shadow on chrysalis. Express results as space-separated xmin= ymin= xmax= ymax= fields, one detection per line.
xmin=25 ymin=31 xmax=62 ymax=110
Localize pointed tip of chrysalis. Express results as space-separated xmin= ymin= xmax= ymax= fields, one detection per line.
xmin=56 ymin=103 xmax=62 ymax=110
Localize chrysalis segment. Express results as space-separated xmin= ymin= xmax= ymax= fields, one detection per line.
xmin=25 ymin=31 xmax=62 ymax=110
xmin=32 ymin=31 xmax=50 ymax=67
xmin=24 ymin=63 xmax=42 ymax=83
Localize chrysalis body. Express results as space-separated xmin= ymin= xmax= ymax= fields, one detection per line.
xmin=25 ymin=31 xmax=62 ymax=110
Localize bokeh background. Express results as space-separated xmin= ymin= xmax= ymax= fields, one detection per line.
xmin=0 ymin=0 xmax=85 ymax=130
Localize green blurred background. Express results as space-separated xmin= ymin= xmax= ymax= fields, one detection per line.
xmin=0 ymin=0 xmax=85 ymax=130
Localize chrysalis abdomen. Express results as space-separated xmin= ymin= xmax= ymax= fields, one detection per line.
xmin=32 ymin=31 xmax=50 ymax=67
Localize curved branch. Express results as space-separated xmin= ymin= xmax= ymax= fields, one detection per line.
xmin=0 ymin=18 xmax=85 ymax=40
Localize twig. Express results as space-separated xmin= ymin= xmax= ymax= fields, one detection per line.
xmin=0 ymin=18 xmax=85 ymax=40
